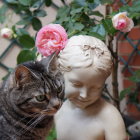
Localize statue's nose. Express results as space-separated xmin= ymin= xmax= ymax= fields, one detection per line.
xmin=80 ymin=88 xmax=87 ymax=98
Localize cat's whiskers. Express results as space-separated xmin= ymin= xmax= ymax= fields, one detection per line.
xmin=26 ymin=114 xmax=46 ymax=131
xmin=16 ymin=114 xmax=46 ymax=137
xmin=13 ymin=112 xmax=38 ymax=127
xmin=14 ymin=113 xmax=40 ymax=137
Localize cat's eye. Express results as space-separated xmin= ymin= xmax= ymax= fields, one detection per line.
xmin=35 ymin=95 xmax=46 ymax=102
xmin=57 ymin=86 xmax=64 ymax=98
xmin=57 ymin=86 xmax=63 ymax=93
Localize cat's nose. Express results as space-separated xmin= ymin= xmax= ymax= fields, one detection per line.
xmin=50 ymin=99 xmax=61 ymax=110
xmin=53 ymin=103 xmax=61 ymax=110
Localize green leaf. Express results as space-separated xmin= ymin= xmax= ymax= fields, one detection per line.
xmin=0 ymin=4 xmax=8 ymax=23
xmin=88 ymin=2 xmax=99 ymax=9
xmin=88 ymin=32 xmax=105 ymax=40
xmin=86 ymin=0 xmax=94 ymax=3
xmin=70 ymin=7 xmax=83 ymax=15
xmin=46 ymin=128 xmax=56 ymax=140
xmin=16 ymin=28 xmax=29 ymax=36
xmin=73 ymin=23 xmax=84 ymax=31
xmin=100 ymin=0 xmax=113 ymax=4
xmin=102 ymin=19 xmax=117 ymax=35
xmin=18 ymin=35 xmax=35 ymax=49
xmin=129 ymin=12 xmax=140 ymax=19
xmin=34 ymin=10 xmax=47 ymax=17
xmin=17 ymin=49 xmax=36 ymax=64
xmin=45 ymin=0 xmax=52 ymax=6
xmin=89 ymin=24 xmax=106 ymax=40
xmin=129 ymin=70 xmax=140 ymax=83
xmin=31 ymin=17 xmax=42 ymax=31
xmin=120 ymin=88 xmax=131 ymax=100
xmin=31 ymin=1 xmax=41 ymax=8
xmin=19 ymin=0 xmax=31 ymax=6
xmin=16 ymin=18 xmax=31 ymax=25
xmin=129 ymin=76 xmax=140 ymax=83
xmin=89 ymin=11 xmax=103 ymax=17
xmin=6 ymin=0 xmax=18 ymax=4
xmin=74 ymin=0 xmax=87 ymax=7
xmin=0 ymin=4 xmax=8 ymax=15
xmin=56 ymin=6 xmax=70 ymax=18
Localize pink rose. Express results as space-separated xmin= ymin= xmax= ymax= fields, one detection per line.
xmin=36 ymin=24 xmax=68 ymax=57
xmin=112 ymin=12 xmax=134 ymax=32
xmin=0 ymin=27 xmax=13 ymax=39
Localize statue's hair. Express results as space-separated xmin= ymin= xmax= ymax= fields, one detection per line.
xmin=58 ymin=35 xmax=113 ymax=77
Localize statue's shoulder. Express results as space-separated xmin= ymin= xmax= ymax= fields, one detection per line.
xmin=101 ymin=101 xmax=121 ymax=118
xmin=99 ymin=101 xmax=127 ymax=140
xmin=99 ymin=101 xmax=125 ymax=128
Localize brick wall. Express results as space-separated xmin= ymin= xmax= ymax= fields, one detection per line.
xmin=118 ymin=26 xmax=140 ymax=87
xmin=118 ymin=26 xmax=140 ymax=119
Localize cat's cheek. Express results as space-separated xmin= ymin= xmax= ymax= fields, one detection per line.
xmin=19 ymin=103 xmax=39 ymax=113
xmin=22 ymin=106 xmax=42 ymax=114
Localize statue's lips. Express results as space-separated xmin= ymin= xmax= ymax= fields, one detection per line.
xmin=69 ymin=97 xmax=91 ymax=102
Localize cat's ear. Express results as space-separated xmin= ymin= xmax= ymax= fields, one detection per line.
xmin=41 ymin=52 xmax=58 ymax=74
xmin=15 ymin=65 xmax=34 ymax=87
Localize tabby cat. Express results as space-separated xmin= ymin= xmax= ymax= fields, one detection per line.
xmin=0 ymin=53 xmax=64 ymax=140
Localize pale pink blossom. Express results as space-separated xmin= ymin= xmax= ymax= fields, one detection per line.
xmin=0 ymin=28 xmax=13 ymax=39
xmin=36 ymin=24 xmax=68 ymax=57
xmin=112 ymin=12 xmax=134 ymax=32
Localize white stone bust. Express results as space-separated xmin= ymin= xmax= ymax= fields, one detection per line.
xmin=55 ymin=35 xmax=127 ymax=140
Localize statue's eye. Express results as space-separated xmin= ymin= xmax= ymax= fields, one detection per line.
xmin=35 ymin=95 xmax=46 ymax=102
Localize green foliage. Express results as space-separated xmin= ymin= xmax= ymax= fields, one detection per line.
xmin=120 ymin=87 xmax=131 ymax=100
xmin=120 ymin=70 xmax=140 ymax=105
xmin=54 ymin=0 xmax=113 ymax=40
xmin=31 ymin=17 xmax=42 ymax=31
xmin=17 ymin=49 xmax=36 ymax=64
xmin=34 ymin=10 xmax=47 ymax=17
xmin=0 ymin=4 xmax=8 ymax=23
xmin=129 ymin=70 xmax=140 ymax=83
xmin=54 ymin=0 xmax=117 ymax=40
xmin=19 ymin=0 xmax=32 ymax=6
xmin=18 ymin=35 xmax=35 ymax=49
xmin=46 ymin=128 xmax=56 ymax=140
xmin=45 ymin=0 xmax=52 ymax=6
xmin=88 ymin=24 xmax=106 ymax=40
xmin=102 ymin=19 xmax=117 ymax=35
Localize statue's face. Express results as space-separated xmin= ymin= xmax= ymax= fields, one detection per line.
xmin=64 ymin=67 xmax=106 ymax=108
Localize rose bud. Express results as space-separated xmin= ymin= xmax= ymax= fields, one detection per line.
xmin=0 ymin=27 xmax=13 ymax=39
xmin=112 ymin=12 xmax=134 ymax=32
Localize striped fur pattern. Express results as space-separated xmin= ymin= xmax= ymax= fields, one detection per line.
xmin=0 ymin=54 xmax=64 ymax=140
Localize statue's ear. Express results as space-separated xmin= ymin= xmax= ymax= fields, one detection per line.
xmin=15 ymin=65 xmax=34 ymax=87
xmin=41 ymin=52 xmax=58 ymax=74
